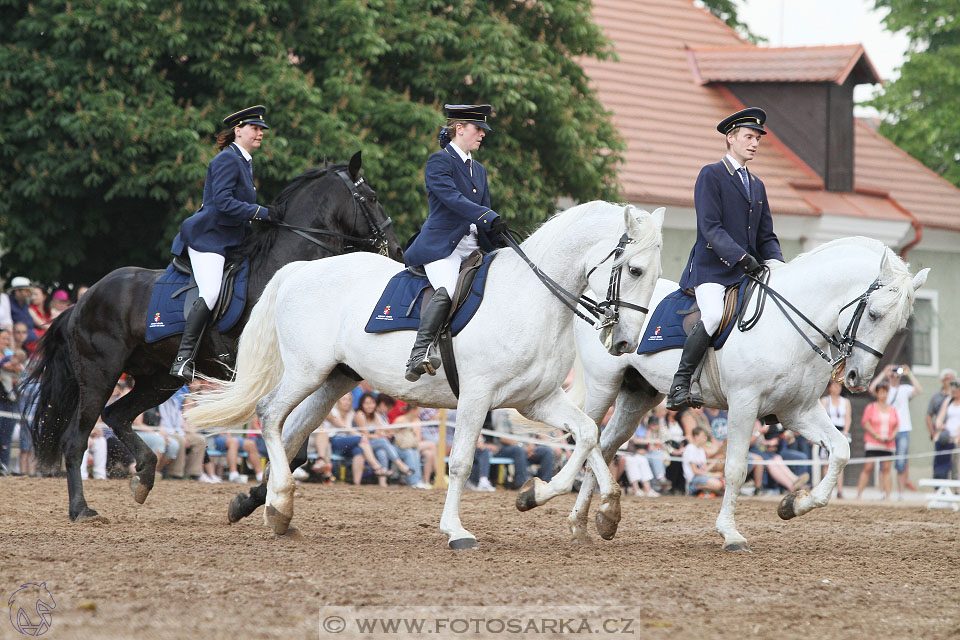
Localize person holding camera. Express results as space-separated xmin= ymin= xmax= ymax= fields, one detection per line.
xmin=868 ymin=364 xmax=922 ymax=498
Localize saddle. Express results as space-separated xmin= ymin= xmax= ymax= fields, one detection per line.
xmin=364 ymin=251 xmax=495 ymax=397
xmin=144 ymin=256 xmax=250 ymax=351
xmin=170 ymin=254 xmax=245 ymax=324
xmin=638 ymin=281 xmax=748 ymax=356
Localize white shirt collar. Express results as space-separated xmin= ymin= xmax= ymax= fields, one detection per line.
xmin=233 ymin=142 xmax=252 ymax=162
xmin=725 ymin=154 xmax=745 ymax=172
xmin=447 ymin=141 xmax=472 ymax=164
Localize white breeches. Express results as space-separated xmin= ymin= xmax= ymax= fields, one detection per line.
xmin=695 ymin=282 xmax=726 ymax=335
xmin=188 ymin=247 xmax=225 ymax=310
xmin=423 ymin=229 xmax=479 ymax=295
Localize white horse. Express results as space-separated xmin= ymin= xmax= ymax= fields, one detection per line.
xmin=566 ymin=237 xmax=928 ymax=551
xmin=187 ymin=201 xmax=664 ymax=549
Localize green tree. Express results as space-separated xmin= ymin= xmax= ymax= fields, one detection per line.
xmin=696 ymin=0 xmax=765 ymax=44
xmin=0 ymin=0 xmax=622 ymax=285
xmin=868 ymin=0 xmax=960 ymax=186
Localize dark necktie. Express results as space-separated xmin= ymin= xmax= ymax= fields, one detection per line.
xmin=738 ymin=167 xmax=750 ymax=198
xmin=465 ymin=157 xmax=472 ymax=176
xmin=247 ymin=159 xmax=254 ymax=180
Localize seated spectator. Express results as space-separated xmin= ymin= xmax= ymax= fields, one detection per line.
xmin=210 ymin=430 xmax=261 ymax=483
xmin=325 ymin=421 xmax=390 ymax=487
xmin=747 ymin=421 xmax=809 ymax=493
xmin=489 ymin=409 xmax=556 ymax=491
xmin=856 ymin=381 xmax=898 ymax=500
xmin=7 ymin=277 xmax=38 ymax=352
xmin=390 ymin=402 xmax=432 ymax=489
xmin=28 ymin=287 xmax=51 ymax=338
xmin=311 ymin=393 xmax=355 ymax=480
xmin=81 ymin=423 xmax=108 ymax=480
xmin=682 ymin=426 xmax=724 ymax=495
xmin=159 ymin=384 xmax=206 ymax=480
xmin=354 ymin=392 xmax=414 ymax=482
xmin=135 ymin=411 xmax=179 ymax=475
xmin=49 ymin=289 xmax=71 ymax=319
xmin=467 ymin=434 xmax=496 ymax=492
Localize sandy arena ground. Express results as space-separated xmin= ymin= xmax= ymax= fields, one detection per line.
xmin=2 ymin=477 xmax=959 ymax=639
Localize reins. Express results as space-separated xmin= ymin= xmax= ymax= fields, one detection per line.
xmin=500 ymin=230 xmax=648 ymax=329
xmin=739 ymin=263 xmax=885 ymax=378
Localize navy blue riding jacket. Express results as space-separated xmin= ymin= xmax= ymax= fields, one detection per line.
xmin=404 ymin=146 xmax=500 ymax=267
xmin=678 ymin=157 xmax=783 ymax=289
xmin=171 ymin=142 xmax=270 ymax=257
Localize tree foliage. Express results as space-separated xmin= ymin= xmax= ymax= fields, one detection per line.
xmin=868 ymin=0 xmax=960 ymax=186
xmin=696 ymin=0 xmax=765 ymax=44
xmin=0 ymin=0 xmax=622 ymax=285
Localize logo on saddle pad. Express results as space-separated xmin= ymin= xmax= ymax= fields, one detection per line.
xmin=375 ymin=305 xmax=393 ymax=322
xmin=149 ymin=312 xmax=164 ymax=329
xmin=648 ymin=325 xmax=663 ymax=341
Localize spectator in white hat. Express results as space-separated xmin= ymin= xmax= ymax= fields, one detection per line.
xmin=7 ymin=277 xmax=38 ymax=349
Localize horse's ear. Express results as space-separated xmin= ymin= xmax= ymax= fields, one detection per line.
xmin=912 ymin=267 xmax=930 ymax=291
xmin=348 ymin=150 xmax=362 ymax=181
xmin=624 ymin=206 xmax=642 ymax=237
xmin=651 ymin=207 xmax=665 ymax=231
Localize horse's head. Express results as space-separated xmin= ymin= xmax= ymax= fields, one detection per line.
xmin=272 ymin=151 xmax=403 ymax=262
xmin=841 ymin=247 xmax=929 ymax=391
xmin=588 ymin=205 xmax=663 ymax=356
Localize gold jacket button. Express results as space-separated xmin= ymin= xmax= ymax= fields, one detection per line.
xmin=473 ymin=188 xmax=477 ymax=193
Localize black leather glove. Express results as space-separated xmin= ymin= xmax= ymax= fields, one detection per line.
xmin=740 ymin=253 xmax=762 ymax=275
xmin=490 ymin=216 xmax=509 ymax=236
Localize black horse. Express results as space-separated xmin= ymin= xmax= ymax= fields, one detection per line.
xmin=26 ymin=152 xmax=403 ymax=521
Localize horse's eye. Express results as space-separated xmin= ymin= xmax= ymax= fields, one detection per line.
xmin=868 ymin=310 xmax=880 ymax=321
xmin=628 ymin=266 xmax=643 ymax=278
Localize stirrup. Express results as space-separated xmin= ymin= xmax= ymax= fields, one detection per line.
xmin=405 ymin=346 xmax=440 ymax=382
xmin=170 ymin=356 xmax=195 ymax=382
xmin=666 ymin=385 xmax=703 ymax=411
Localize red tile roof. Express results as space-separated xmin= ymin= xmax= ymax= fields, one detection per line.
xmin=581 ymin=0 xmax=960 ymax=232
xmin=689 ymin=45 xmax=882 ymax=85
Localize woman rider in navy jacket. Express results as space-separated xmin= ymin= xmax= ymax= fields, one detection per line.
xmin=168 ymin=105 xmax=273 ymax=382
xmin=403 ymin=104 xmax=507 ymax=381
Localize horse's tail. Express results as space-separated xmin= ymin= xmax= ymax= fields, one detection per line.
xmin=565 ymin=351 xmax=587 ymax=410
xmin=23 ymin=307 xmax=79 ymax=468
xmin=186 ymin=265 xmax=294 ymax=429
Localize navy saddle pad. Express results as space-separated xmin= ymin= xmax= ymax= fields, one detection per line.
xmin=145 ymin=261 xmax=249 ymax=343
xmin=637 ymin=281 xmax=748 ymax=355
xmin=365 ymin=254 xmax=495 ymax=336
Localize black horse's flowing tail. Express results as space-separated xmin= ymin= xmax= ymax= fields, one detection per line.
xmin=22 ymin=307 xmax=79 ymax=468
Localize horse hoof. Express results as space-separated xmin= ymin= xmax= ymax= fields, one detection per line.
xmin=516 ymin=479 xmax=540 ymax=512
xmin=75 ymin=509 xmax=108 ymax=524
xmin=723 ymin=541 xmax=752 ymax=552
xmin=129 ymin=475 xmax=152 ymax=504
xmin=265 ymin=505 xmax=292 ymax=536
xmin=274 ymin=525 xmax=304 ymax=541
xmin=595 ymin=492 xmax=622 ymax=540
xmin=570 ymin=522 xmax=593 ymax=546
xmin=778 ymin=490 xmax=808 ymax=520
xmin=228 ymin=493 xmax=256 ymax=524
xmin=449 ymin=537 xmax=478 ymax=551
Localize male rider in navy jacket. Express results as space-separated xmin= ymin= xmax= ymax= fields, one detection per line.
xmin=667 ymin=107 xmax=784 ymax=410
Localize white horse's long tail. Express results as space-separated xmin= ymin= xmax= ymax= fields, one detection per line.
xmin=186 ymin=264 xmax=297 ymax=429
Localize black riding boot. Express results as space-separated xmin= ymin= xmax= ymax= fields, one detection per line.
xmin=405 ymin=288 xmax=453 ymax=382
xmin=169 ymin=298 xmax=213 ymax=382
xmin=665 ymin=320 xmax=713 ymax=411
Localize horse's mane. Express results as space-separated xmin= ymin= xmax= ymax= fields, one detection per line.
xmin=793 ymin=236 xmax=915 ymax=327
xmin=229 ymin=164 xmax=348 ymax=263
xmin=519 ymin=200 xmax=661 ymax=268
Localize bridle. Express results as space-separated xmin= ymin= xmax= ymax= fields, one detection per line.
xmin=266 ymin=170 xmax=393 ymax=256
xmin=501 ymin=231 xmax=649 ymax=329
xmin=739 ymin=264 xmax=885 ymax=381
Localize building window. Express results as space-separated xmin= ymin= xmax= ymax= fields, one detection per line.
xmin=911 ymin=290 xmax=938 ymax=377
